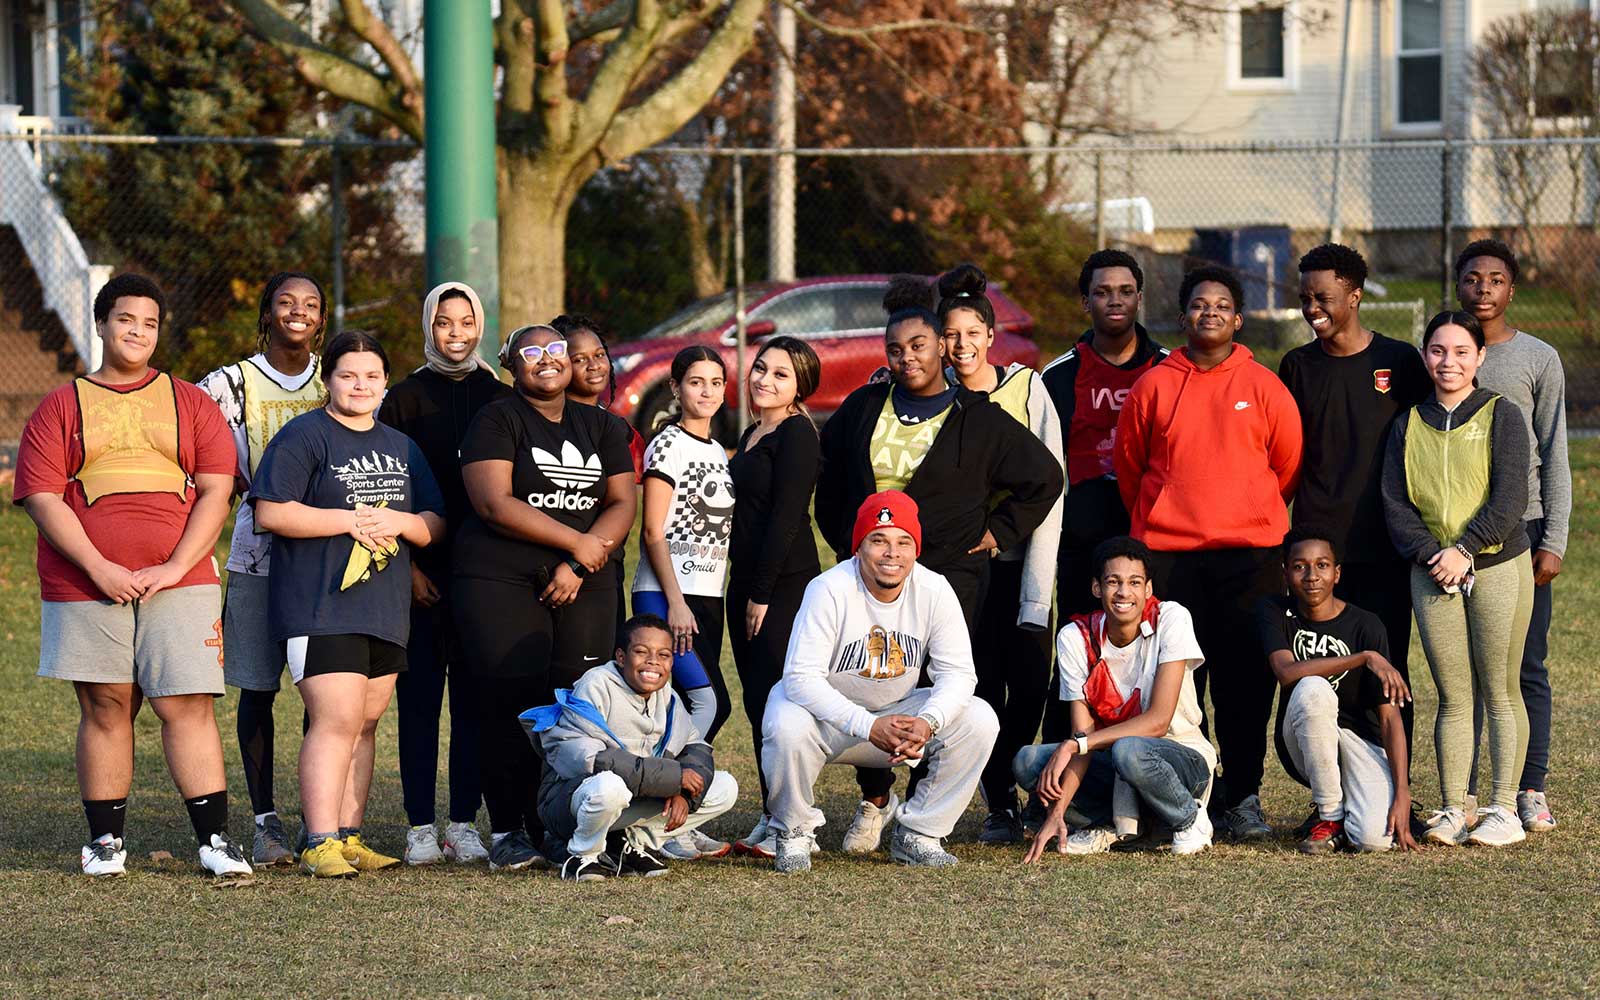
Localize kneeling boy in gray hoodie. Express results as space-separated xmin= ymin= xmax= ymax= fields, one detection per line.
xmin=522 ymin=613 xmax=738 ymax=880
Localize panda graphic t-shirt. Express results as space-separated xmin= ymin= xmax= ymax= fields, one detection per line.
xmin=453 ymin=395 xmax=634 ymax=586
xmin=1257 ymin=593 xmax=1392 ymax=785
xmin=634 ymin=423 xmax=734 ymax=598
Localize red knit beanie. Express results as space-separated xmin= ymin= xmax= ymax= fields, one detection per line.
xmin=852 ymin=490 xmax=922 ymax=556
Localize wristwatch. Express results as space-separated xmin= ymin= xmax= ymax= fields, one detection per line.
xmin=1073 ymin=731 xmax=1090 ymax=756
xmin=916 ymin=712 xmax=942 ymax=736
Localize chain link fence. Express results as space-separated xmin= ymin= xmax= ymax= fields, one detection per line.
xmin=2 ymin=131 xmax=1597 ymax=446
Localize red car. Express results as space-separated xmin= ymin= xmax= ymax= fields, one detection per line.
xmin=608 ymin=275 xmax=1039 ymax=441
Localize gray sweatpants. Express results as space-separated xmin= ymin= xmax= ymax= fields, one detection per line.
xmin=761 ymin=686 xmax=999 ymax=840
xmin=567 ymin=769 xmax=739 ymax=860
xmin=1412 ymin=556 xmax=1533 ymax=811
xmin=1283 ymin=676 xmax=1394 ymax=851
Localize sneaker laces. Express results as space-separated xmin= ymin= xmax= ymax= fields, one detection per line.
xmin=1426 ymin=808 xmax=1462 ymax=826
xmin=262 ymin=817 xmax=292 ymax=849
xmin=86 ymin=839 xmax=119 ymax=862
xmin=211 ymin=834 xmax=246 ymax=862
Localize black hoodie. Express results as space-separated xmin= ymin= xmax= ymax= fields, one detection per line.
xmin=816 ymin=381 xmax=1063 ymax=577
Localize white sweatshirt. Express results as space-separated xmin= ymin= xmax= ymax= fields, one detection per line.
xmin=778 ymin=559 xmax=978 ymax=740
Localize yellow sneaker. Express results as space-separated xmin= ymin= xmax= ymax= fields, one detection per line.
xmin=301 ymin=838 xmax=358 ymax=878
xmin=341 ymin=833 xmax=400 ymax=872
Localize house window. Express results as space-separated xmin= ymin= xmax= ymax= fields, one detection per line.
xmin=1228 ymin=3 xmax=1297 ymax=90
xmin=1396 ymin=0 xmax=1442 ymax=124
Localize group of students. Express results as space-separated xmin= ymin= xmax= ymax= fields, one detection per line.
xmin=17 ymin=235 xmax=1568 ymax=880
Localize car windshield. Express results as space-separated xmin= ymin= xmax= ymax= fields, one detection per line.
xmin=638 ymin=290 xmax=739 ymax=340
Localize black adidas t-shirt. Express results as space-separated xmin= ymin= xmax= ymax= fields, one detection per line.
xmin=452 ymin=395 xmax=634 ymax=586
xmin=1257 ymin=594 xmax=1391 ymax=786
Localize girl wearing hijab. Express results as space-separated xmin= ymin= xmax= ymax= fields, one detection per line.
xmin=377 ymin=282 xmax=512 ymax=866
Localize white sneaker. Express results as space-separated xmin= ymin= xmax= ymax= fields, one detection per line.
xmin=1517 ymin=790 xmax=1557 ymax=833
xmin=1468 ymin=805 xmax=1528 ymax=847
xmin=1061 ymin=826 xmax=1120 ymax=856
xmin=661 ymin=828 xmax=733 ymax=861
xmin=774 ymin=830 xmax=815 ymax=873
xmin=198 ymin=833 xmax=254 ymax=878
xmin=888 ymin=825 xmax=959 ymax=867
xmin=841 ymin=792 xmax=899 ymax=854
xmin=442 ymin=822 xmax=490 ymax=863
xmin=1425 ymin=807 xmax=1470 ymax=846
xmin=734 ymin=814 xmax=770 ymax=855
xmin=405 ymin=824 xmax=444 ymax=865
xmin=1171 ymin=801 xmax=1213 ymax=856
xmin=81 ymin=835 xmax=126 ymax=877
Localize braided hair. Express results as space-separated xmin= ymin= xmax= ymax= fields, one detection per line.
xmin=550 ymin=313 xmax=617 ymax=408
xmin=256 ymin=271 xmax=328 ymax=357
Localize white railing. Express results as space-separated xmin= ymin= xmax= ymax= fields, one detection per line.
xmin=0 ymin=106 xmax=108 ymax=370
xmin=7 ymin=114 xmax=90 ymax=168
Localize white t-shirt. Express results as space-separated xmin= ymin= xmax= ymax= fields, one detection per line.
xmin=197 ymin=354 xmax=319 ymax=575
xmin=632 ymin=423 xmax=734 ymax=597
xmin=1056 ymin=600 xmax=1215 ymax=770
xmin=779 ymin=559 xmax=977 ymax=740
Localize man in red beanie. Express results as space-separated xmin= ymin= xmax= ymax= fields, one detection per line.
xmin=759 ymin=491 xmax=999 ymax=873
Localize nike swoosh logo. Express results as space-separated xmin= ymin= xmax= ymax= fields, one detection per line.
xmin=582 ymin=656 xmax=600 ymax=663
xmin=190 ymin=798 xmax=208 ymax=806
xmin=112 ymin=804 xmax=126 ymax=810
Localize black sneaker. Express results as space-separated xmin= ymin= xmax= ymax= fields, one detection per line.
xmin=1220 ymin=795 xmax=1273 ymax=842
xmin=978 ymin=809 xmax=1024 ymax=845
xmin=1292 ymin=807 xmax=1319 ymax=840
xmin=489 ymin=830 xmax=552 ymax=872
xmin=1019 ymin=795 xmax=1047 ymax=839
xmin=617 ymin=840 xmax=670 ymax=878
xmin=560 ymin=853 xmax=614 ymax=882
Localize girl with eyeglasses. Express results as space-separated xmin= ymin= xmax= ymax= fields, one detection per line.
xmin=450 ymin=324 xmax=638 ymax=872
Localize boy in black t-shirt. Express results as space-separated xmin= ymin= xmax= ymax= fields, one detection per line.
xmin=1257 ymin=525 xmax=1416 ymax=854
xmin=1280 ymin=244 xmax=1429 ymax=749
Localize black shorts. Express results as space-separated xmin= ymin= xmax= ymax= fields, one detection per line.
xmin=287 ymin=634 xmax=408 ymax=683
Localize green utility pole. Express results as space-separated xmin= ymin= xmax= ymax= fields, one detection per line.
xmin=424 ymin=0 xmax=500 ymax=362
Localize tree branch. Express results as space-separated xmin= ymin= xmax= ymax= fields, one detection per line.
xmin=340 ymin=0 xmax=422 ymax=107
xmin=570 ymin=0 xmax=634 ymax=43
xmin=231 ymin=0 xmax=423 ymax=139
xmin=779 ymin=0 xmax=988 ymax=38
xmin=535 ymin=0 xmax=576 ymax=146
xmin=571 ymin=0 xmax=670 ymax=152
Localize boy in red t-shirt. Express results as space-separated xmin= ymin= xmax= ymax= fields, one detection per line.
xmin=14 ymin=273 xmax=251 ymax=879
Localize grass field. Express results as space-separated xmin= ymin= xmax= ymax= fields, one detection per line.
xmin=1 ymin=447 xmax=1598 ymax=999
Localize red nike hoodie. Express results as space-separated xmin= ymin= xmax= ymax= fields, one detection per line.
xmin=1113 ymin=344 xmax=1302 ymax=551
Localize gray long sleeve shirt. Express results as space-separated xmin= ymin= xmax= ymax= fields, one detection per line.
xmin=1478 ymin=332 xmax=1570 ymax=557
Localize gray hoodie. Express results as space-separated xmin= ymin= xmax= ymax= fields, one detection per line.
xmin=529 ymin=662 xmax=716 ymax=842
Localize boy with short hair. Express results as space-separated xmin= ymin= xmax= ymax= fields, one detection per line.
xmin=1016 ymin=536 xmax=1215 ymax=862
xmin=1258 ymin=525 xmax=1416 ymax=854
xmin=1455 ymin=239 xmax=1569 ymax=832
xmin=15 ymin=273 xmax=251 ymax=878
xmin=524 ymin=614 xmax=738 ymax=881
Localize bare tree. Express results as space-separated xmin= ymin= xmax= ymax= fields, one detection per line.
xmin=230 ymin=0 xmax=765 ymax=321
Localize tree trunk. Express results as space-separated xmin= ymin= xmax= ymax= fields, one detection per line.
xmin=497 ymin=149 xmax=581 ymax=328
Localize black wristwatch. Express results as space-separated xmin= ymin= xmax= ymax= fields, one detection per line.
xmin=564 ymin=558 xmax=589 ymax=578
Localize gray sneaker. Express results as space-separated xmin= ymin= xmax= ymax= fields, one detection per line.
xmin=888 ymin=825 xmax=958 ymax=867
xmin=1517 ymin=790 xmax=1557 ymax=833
xmin=1424 ymin=807 xmax=1470 ymax=846
xmin=978 ymin=809 xmax=1024 ymax=845
xmin=1221 ymin=795 xmax=1273 ymax=842
xmin=774 ymin=831 xmax=814 ymax=874
xmin=253 ymin=814 xmax=295 ymax=867
xmin=1468 ymin=805 xmax=1527 ymax=847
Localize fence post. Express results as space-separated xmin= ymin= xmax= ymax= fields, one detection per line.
xmin=1439 ymin=141 xmax=1453 ymax=310
xmin=1093 ymin=151 xmax=1105 ymax=249
xmin=733 ymin=153 xmax=749 ymax=435
xmin=331 ymin=141 xmax=346 ymax=336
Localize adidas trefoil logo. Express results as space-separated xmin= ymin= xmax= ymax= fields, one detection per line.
xmin=531 ymin=441 xmax=602 ymax=489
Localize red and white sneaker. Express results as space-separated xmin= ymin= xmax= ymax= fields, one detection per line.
xmin=733 ymin=815 xmax=771 ymax=857
xmin=1297 ymin=818 xmax=1345 ymax=855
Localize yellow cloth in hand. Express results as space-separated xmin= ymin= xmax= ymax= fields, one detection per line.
xmin=340 ymin=502 xmax=401 ymax=591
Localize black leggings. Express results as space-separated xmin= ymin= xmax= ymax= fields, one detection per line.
xmin=972 ymin=558 xmax=1052 ymax=812
xmin=727 ymin=570 xmax=812 ymax=808
xmin=453 ymin=571 xmax=618 ymax=837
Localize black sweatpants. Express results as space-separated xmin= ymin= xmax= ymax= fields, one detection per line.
xmin=1335 ymin=557 xmax=1416 ymax=750
xmin=1145 ymin=546 xmax=1281 ymax=810
xmin=727 ymin=569 xmax=812 ymax=808
xmin=1042 ymin=478 xmax=1131 ymax=743
xmin=857 ymin=557 xmax=989 ymax=802
xmin=973 ymin=558 xmax=1053 ymax=812
xmin=453 ymin=571 xmax=617 ymax=838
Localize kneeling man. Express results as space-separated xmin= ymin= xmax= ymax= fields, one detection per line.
xmin=763 ymin=491 xmax=999 ymax=873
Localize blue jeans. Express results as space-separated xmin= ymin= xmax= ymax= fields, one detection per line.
xmin=1013 ymin=736 xmax=1210 ymax=830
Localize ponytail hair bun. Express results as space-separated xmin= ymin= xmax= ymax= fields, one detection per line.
xmin=883 ymin=274 xmax=935 ymax=316
xmin=935 ymin=262 xmax=996 ymax=328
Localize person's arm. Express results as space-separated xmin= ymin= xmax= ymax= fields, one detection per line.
xmin=981 ymin=408 xmax=1065 ymax=555
xmin=1015 ymin=374 xmax=1066 ymax=629
xmin=20 ymin=495 xmax=143 ymax=604
xmin=131 ymin=472 xmax=234 ymax=597
xmin=1455 ymin=399 xmax=1531 ymax=558
xmin=815 ymin=399 xmax=854 ymax=560
xmin=748 ymin=417 xmax=821 ymax=603
xmin=1264 ymin=379 xmax=1304 ymax=502
xmin=639 ymin=440 xmax=698 ymax=650
xmin=461 ymin=460 xmax=623 ymax=570
xmin=917 ymin=577 xmax=981 ymax=734
xmin=1022 ymin=699 xmax=1095 ymax=864
xmin=1081 ymin=659 xmax=1188 ymax=747
xmin=670 ymin=741 xmax=716 ymax=812
xmin=1531 ymin=347 xmax=1570 ymax=565
xmin=1377 ymin=703 xmax=1416 ymax=851
xmin=1112 ymin=386 xmax=1149 ymax=514
xmin=781 ymin=577 xmax=879 ymax=739
xmin=1379 ymin=414 xmax=1440 ymax=566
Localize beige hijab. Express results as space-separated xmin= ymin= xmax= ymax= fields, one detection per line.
xmin=421 ymin=281 xmax=493 ymax=378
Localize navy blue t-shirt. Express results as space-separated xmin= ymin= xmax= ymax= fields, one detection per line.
xmin=252 ymin=408 xmax=444 ymax=646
